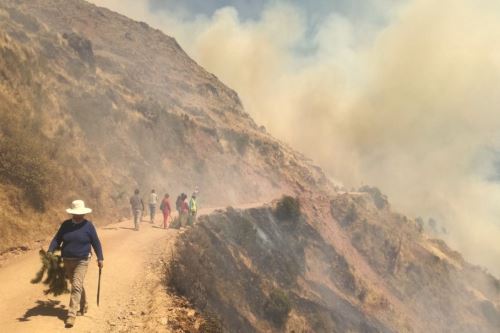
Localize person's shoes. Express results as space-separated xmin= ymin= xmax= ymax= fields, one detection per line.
xmin=77 ymin=304 xmax=88 ymax=316
xmin=65 ymin=316 xmax=75 ymax=328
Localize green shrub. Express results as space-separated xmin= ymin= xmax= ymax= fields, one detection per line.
xmin=275 ymin=196 xmax=301 ymax=221
xmin=234 ymin=133 xmax=250 ymax=155
xmin=342 ymin=204 xmax=358 ymax=226
xmin=358 ymin=185 xmax=388 ymax=209
xmin=264 ymin=289 xmax=291 ymax=327
xmin=415 ymin=217 xmax=424 ymax=232
xmin=493 ymin=278 xmax=500 ymax=292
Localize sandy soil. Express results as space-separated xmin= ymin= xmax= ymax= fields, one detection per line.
xmin=0 ymin=213 xmax=183 ymax=333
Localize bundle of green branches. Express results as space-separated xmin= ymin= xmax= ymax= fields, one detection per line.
xmin=31 ymin=249 xmax=69 ymax=296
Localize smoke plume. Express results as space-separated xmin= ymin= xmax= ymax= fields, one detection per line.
xmin=90 ymin=0 xmax=500 ymax=275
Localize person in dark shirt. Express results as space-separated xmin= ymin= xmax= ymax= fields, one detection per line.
xmin=180 ymin=193 xmax=189 ymax=227
xmin=48 ymin=200 xmax=103 ymax=328
xmin=129 ymin=189 xmax=144 ymax=231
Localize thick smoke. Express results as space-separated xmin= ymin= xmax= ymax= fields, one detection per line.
xmin=91 ymin=0 xmax=500 ymax=275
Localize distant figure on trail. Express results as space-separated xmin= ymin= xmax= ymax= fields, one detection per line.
xmin=47 ymin=200 xmax=104 ymax=328
xmin=129 ymin=189 xmax=144 ymax=231
xmin=149 ymin=189 xmax=158 ymax=223
xmin=179 ymin=193 xmax=189 ymax=227
xmin=188 ymin=193 xmax=198 ymax=226
xmin=175 ymin=194 xmax=183 ymax=217
xmin=159 ymin=193 xmax=171 ymax=229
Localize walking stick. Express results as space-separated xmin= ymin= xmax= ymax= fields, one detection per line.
xmin=97 ymin=267 xmax=102 ymax=307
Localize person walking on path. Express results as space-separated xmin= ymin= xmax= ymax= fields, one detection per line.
xmin=130 ymin=189 xmax=144 ymax=231
xmin=159 ymin=193 xmax=171 ymax=229
xmin=175 ymin=194 xmax=183 ymax=217
xmin=188 ymin=193 xmax=198 ymax=226
xmin=180 ymin=193 xmax=189 ymax=227
xmin=47 ymin=200 xmax=104 ymax=328
xmin=149 ymin=189 xmax=158 ymax=223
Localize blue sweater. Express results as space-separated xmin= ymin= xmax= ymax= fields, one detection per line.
xmin=48 ymin=219 xmax=104 ymax=261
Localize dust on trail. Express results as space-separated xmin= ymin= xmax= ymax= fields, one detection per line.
xmin=0 ymin=203 xmax=267 ymax=333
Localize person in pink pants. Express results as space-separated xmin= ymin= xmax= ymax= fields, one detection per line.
xmin=160 ymin=193 xmax=171 ymax=229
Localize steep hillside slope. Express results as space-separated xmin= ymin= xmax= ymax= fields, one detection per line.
xmin=168 ymin=194 xmax=500 ymax=332
xmin=0 ymin=0 xmax=331 ymax=252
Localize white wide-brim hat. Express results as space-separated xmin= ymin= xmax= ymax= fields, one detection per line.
xmin=66 ymin=200 xmax=92 ymax=215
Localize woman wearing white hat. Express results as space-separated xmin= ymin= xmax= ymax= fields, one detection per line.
xmin=47 ymin=200 xmax=104 ymax=328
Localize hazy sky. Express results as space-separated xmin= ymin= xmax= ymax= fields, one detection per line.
xmin=145 ymin=0 xmax=398 ymax=53
xmin=90 ymin=0 xmax=500 ymax=276
xmin=147 ymin=0 xmax=394 ymax=22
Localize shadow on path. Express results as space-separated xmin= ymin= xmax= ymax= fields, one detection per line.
xmin=17 ymin=300 xmax=66 ymax=322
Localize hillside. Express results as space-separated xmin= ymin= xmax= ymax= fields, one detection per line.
xmin=169 ymin=193 xmax=500 ymax=332
xmin=0 ymin=0 xmax=331 ymax=252
xmin=1 ymin=1 xmax=499 ymax=333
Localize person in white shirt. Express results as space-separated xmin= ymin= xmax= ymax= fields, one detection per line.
xmin=149 ymin=189 xmax=158 ymax=223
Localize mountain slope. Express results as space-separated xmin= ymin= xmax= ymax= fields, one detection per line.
xmin=0 ymin=0 xmax=331 ymax=252
xmin=1 ymin=2 xmax=498 ymax=333
xmin=169 ymin=194 xmax=500 ymax=332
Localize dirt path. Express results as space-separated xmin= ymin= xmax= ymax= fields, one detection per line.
xmin=0 ymin=203 xmax=267 ymax=333
xmin=0 ymin=215 xmax=176 ymax=332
